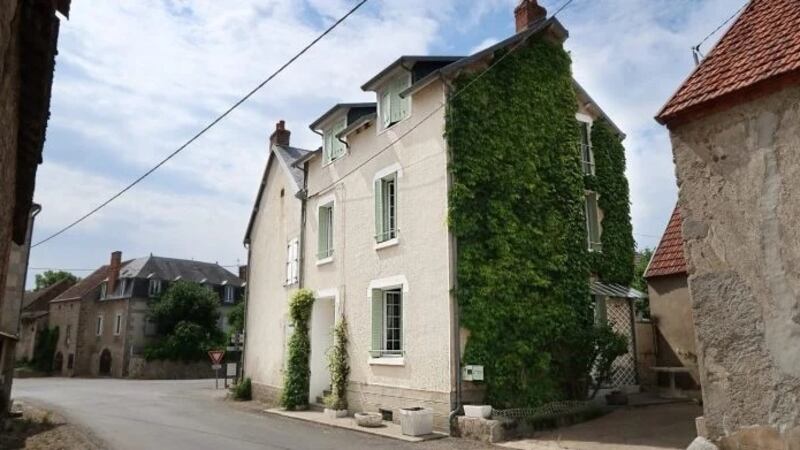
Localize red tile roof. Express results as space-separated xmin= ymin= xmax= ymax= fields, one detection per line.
xmin=645 ymin=206 xmax=687 ymax=279
xmin=657 ymin=0 xmax=800 ymax=124
xmin=51 ymin=265 xmax=110 ymax=302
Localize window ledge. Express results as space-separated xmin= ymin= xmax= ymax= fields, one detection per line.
xmin=316 ymin=256 xmax=334 ymax=266
xmin=374 ymin=237 xmax=399 ymax=251
xmin=369 ymin=357 xmax=405 ymax=366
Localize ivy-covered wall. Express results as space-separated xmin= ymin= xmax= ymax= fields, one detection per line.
xmin=586 ymin=120 xmax=635 ymax=285
xmin=447 ymin=38 xmax=634 ymax=408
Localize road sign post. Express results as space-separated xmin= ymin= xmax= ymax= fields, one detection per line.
xmin=208 ymin=350 xmax=225 ymax=390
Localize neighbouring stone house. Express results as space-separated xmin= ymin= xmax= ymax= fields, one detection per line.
xmin=48 ymin=251 xmax=244 ymax=378
xmin=643 ymin=206 xmax=700 ymax=396
xmin=656 ymin=0 xmax=800 ymax=445
xmin=244 ymin=0 xmax=642 ymax=431
xmin=16 ymin=277 xmax=75 ymax=362
xmin=0 ymin=0 xmax=69 ymax=422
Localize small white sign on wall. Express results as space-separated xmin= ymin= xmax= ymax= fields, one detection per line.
xmin=226 ymin=363 xmax=237 ymax=377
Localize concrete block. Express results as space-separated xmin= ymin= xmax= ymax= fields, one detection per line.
xmin=686 ymin=437 xmax=717 ymax=450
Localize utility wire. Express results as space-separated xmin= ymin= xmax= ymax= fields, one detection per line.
xmin=309 ymin=0 xmax=576 ymax=198
xmin=692 ymin=1 xmax=749 ymax=64
xmin=29 ymin=264 xmax=243 ymax=272
xmin=31 ymin=0 xmax=369 ymax=249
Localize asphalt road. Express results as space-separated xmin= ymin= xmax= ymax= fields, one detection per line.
xmin=12 ymin=378 xmax=491 ymax=450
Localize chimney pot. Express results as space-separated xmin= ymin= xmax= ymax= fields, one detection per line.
xmin=514 ymin=0 xmax=547 ymax=33
xmin=270 ymin=120 xmax=291 ymax=147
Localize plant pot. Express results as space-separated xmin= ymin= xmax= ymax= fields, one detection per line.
xmin=463 ymin=405 xmax=492 ymax=419
xmin=354 ymin=412 xmax=383 ymax=427
xmin=399 ymin=407 xmax=433 ymax=436
xmin=324 ymin=408 xmax=348 ymax=419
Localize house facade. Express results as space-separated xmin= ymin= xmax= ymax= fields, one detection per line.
xmin=48 ymin=251 xmax=244 ymax=378
xmin=0 ymin=0 xmax=69 ymax=422
xmin=244 ymin=0 xmax=639 ymax=430
xmin=656 ymin=0 xmax=800 ymax=445
xmin=16 ymin=278 xmax=75 ymax=362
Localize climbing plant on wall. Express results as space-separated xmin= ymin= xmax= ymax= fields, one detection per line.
xmin=586 ymin=120 xmax=635 ymax=285
xmin=448 ymin=37 xmax=633 ymax=408
xmin=281 ymin=288 xmax=315 ymax=410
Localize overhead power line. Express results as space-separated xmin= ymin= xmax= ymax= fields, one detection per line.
xmin=31 ymin=0 xmax=369 ymax=249
xmin=692 ymin=1 xmax=749 ymax=65
xmin=309 ymin=0 xmax=576 ymax=198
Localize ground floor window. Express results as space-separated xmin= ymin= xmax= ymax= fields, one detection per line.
xmin=370 ymin=288 xmax=403 ymax=357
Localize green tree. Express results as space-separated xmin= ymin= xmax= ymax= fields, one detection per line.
xmin=632 ymin=247 xmax=653 ymax=318
xmin=144 ymin=281 xmax=223 ymax=361
xmin=35 ymin=270 xmax=78 ymax=291
xmin=227 ymin=301 xmax=245 ymax=336
xmin=32 ymin=327 xmax=59 ymax=373
xmin=281 ymin=289 xmax=314 ymax=410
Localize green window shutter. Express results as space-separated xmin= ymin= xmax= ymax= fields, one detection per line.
xmin=389 ymin=78 xmax=402 ymax=124
xmin=396 ymin=76 xmax=409 ymax=121
xmin=317 ymin=206 xmax=327 ymax=258
xmin=323 ymin=131 xmax=332 ymax=164
xmin=370 ymin=289 xmax=384 ymax=357
xmin=381 ymin=92 xmax=391 ymax=128
xmin=331 ymin=119 xmax=347 ymax=159
xmin=374 ymin=179 xmax=384 ymax=241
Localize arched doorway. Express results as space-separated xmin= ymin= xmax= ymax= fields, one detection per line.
xmin=99 ymin=349 xmax=112 ymax=376
xmin=53 ymin=352 xmax=63 ymax=373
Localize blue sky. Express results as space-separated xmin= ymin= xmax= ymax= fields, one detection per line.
xmin=28 ymin=0 xmax=745 ymax=281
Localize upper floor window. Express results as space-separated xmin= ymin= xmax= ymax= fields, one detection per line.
xmin=148 ymin=279 xmax=162 ymax=297
xmin=379 ymin=73 xmax=411 ymax=129
xmin=374 ymin=172 xmax=397 ymax=243
xmin=317 ymin=203 xmax=334 ymax=260
xmin=585 ymin=191 xmax=602 ymax=252
xmin=100 ymin=282 xmax=108 ymax=300
xmin=286 ymin=238 xmax=299 ymax=286
xmin=65 ymin=324 xmax=72 ymax=347
xmin=223 ymin=285 xmax=235 ymax=304
xmin=578 ymin=117 xmax=595 ymax=176
xmin=323 ymin=118 xmax=347 ymax=164
xmin=96 ymin=315 xmax=104 ymax=336
xmin=114 ymin=314 xmax=123 ymax=336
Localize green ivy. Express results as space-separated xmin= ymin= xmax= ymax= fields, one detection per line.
xmin=281 ymin=288 xmax=315 ymax=410
xmin=447 ymin=38 xmax=633 ymax=408
xmin=325 ymin=319 xmax=349 ymax=411
xmin=586 ymin=120 xmax=635 ymax=285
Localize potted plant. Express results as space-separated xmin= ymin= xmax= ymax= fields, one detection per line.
xmin=324 ymin=319 xmax=350 ymax=418
xmin=399 ymin=407 xmax=434 ymax=436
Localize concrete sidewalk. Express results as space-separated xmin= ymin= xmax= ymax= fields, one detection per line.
xmin=500 ymin=402 xmax=702 ymax=450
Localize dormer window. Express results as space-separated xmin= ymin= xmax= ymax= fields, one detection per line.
xmin=100 ymin=282 xmax=108 ymax=300
xmin=223 ymin=285 xmax=235 ymax=304
xmin=379 ymin=73 xmax=411 ymax=129
xmin=323 ymin=118 xmax=347 ymax=164
xmin=148 ymin=279 xmax=162 ymax=297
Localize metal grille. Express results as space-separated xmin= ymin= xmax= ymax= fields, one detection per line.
xmin=605 ymin=298 xmax=637 ymax=387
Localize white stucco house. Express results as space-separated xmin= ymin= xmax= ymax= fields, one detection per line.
xmin=243 ymin=0 xmax=643 ymax=431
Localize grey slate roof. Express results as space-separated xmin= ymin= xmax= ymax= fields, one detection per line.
xmin=118 ymin=255 xmax=242 ymax=287
xmin=273 ymin=145 xmax=313 ymax=195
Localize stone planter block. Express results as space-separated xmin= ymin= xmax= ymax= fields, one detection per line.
xmin=324 ymin=408 xmax=348 ymax=419
xmin=399 ymin=407 xmax=433 ymax=436
xmin=464 ymin=405 xmax=492 ymax=419
xmin=354 ymin=412 xmax=382 ymax=428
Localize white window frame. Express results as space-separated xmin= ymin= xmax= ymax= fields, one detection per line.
xmin=368 ymin=276 xmax=408 ymax=365
xmin=317 ymin=199 xmax=335 ymax=263
xmin=148 ymin=279 xmax=162 ymax=297
xmin=585 ymin=190 xmax=602 ymax=252
xmin=100 ymin=282 xmax=108 ymax=300
xmin=322 ymin=117 xmax=348 ymax=165
xmin=96 ymin=315 xmax=104 ymax=337
xmin=114 ymin=313 xmax=122 ymax=336
xmin=382 ymin=289 xmax=402 ymax=354
xmin=374 ymin=164 xmax=403 ymax=248
xmin=223 ymin=285 xmax=235 ymax=303
xmin=576 ymin=113 xmax=595 ymax=176
xmin=378 ymin=72 xmax=412 ymax=131
xmin=285 ymin=238 xmax=300 ymax=286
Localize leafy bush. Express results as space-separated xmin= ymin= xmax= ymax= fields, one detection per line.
xmin=325 ymin=319 xmax=349 ymax=411
xmin=281 ymin=289 xmax=315 ymax=410
xmin=32 ymin=327 xmax=58 ymax=373
xmin=144 ymin=281 xmax=224 ymax=361
xmin=231 ymin=377 xmax=252 ymax=401
xmin=34 ymin=270 xmax=78 ymax=291
xmin=589 ymin=325 xmax=629 ymax=399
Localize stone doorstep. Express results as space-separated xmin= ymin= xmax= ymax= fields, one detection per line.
xmin=263 ymin=408 xmax=448 ymax=443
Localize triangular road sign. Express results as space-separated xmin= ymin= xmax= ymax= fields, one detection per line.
xmin=208 ymin=350 xmax=225 ymax=365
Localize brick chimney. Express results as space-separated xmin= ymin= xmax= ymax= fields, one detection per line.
xmin=270 ymin=120 xmax=290 ymax=147
xmin=515 ymin=0 xmax=547 ymax=33
xmin=108 ymin=251 xmax=122 ymax=294
xmin=238 ymin=265 xmax=247 ymax=282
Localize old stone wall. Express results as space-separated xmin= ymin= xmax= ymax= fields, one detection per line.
xmin=670 ymin=84 xmax=800 ymax=443
xmin=647 ymin=274 xmax=700 ymax=383
xmin=48 ymin=299 xmax=82 ymax=376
